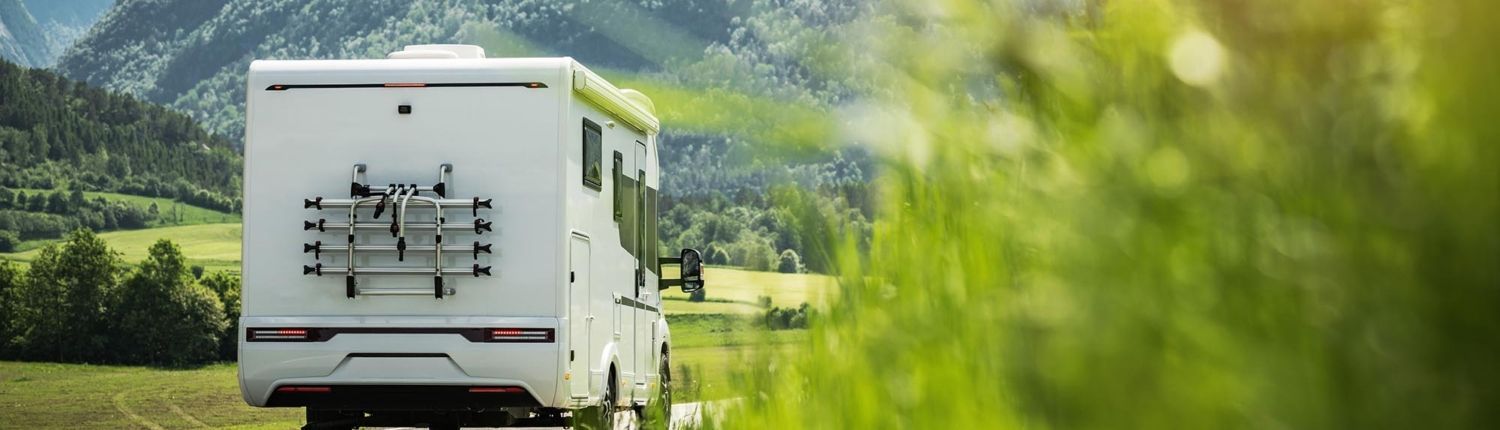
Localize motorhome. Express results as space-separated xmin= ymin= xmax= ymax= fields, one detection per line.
xmin=238 ymin=44 xmax=703 ymax=429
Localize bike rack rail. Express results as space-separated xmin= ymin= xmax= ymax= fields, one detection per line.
xmin=301 ymin=164 xmax=493 ymax=299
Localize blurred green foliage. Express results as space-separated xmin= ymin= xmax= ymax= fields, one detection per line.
xmin=722 ymin=0 xmax=1499 ymax=428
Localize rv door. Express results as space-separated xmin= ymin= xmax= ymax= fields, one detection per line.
xmin=569 ymin=234 xmax=592 ymax=399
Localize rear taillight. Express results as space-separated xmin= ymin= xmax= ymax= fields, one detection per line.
xmin=247 ymin=328 xmax=320 ymax=342
xmin=276 ymin=386 xmax=331 ymax=393
xmin=484 ymin=328 xmax=554 ymax=343
xmin=469 ymin=386 xmax=525 ymax=393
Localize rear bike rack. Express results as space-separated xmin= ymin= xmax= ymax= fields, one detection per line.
xmin=301 ymin=164 xmax=493 ymax=299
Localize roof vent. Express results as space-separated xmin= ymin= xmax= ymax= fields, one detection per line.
xmin=388 ymin=44 xmax=486 ymax=60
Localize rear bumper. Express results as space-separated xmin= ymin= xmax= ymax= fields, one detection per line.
xmin=267 ymin=384 xmax=541 ymax=410
xmin=238 ymin=316 xmax=564 ymax=409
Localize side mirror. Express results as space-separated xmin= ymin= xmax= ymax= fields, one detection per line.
xmin=658 ymin=248 xmax=705 ymax=293
xmin=678 ymin=248 xmax=703 ymax=293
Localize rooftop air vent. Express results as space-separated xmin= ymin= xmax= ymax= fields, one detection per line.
xmin=388 ymin=44 xmax=486 ymax=60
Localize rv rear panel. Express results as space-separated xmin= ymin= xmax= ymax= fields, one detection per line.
xmin=239 ymin=49 xmax=678 ymax=424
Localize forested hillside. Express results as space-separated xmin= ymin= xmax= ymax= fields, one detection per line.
xmin=0 ymin=58 xmax=239 ymax=248
xmin=0 ymin=0 xmax=113 ymax=68
xmin=54 ymin=0 xmax=874 ymax=272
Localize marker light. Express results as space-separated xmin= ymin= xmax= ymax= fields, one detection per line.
xmin=484 ymin=328 xmax=554 ymax=343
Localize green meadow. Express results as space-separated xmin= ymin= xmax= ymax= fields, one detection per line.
xmin=0 ymin=309 xmax=798 ymax=429
xmin=13 ymin=189 xmax=240 ymax=228
xmin=0 ymin=362 xmax=299 ymax=430
xmin=1 ymin=223 xmax=243 ymax=273
xmin=0 ymin=221 xmax=823 ymax=428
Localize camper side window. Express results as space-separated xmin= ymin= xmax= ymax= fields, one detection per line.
xmin=612 ymin=151 xmax=624 ymax=221
xmin=583 ymin=119 xmax=603 ymax=190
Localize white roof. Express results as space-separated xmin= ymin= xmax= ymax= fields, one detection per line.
xmin=249 ymin=45 xmax=659 ymax=134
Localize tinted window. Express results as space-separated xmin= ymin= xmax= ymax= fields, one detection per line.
xmin=612 ymin=151 xmax=624 ymax=221
xmin=583 ymin=119 xmax=602 ymax=190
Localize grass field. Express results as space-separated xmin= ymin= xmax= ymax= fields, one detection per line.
xmin=660 ymin=266 xmax=835 ymax=311
xmin=661 ymin=298 xmax=765 ymax=315
xmin=0 ymin=230 xmax=833 ymax=299
xmin=0 ymin=223 xmax=242 ymax=273
xmin=7 ymin=190 xmax=239 ymax=254
xmin=0 ymin=361 xmax=299 ymax=429
xmin=0 ymin=226 xmax=824 ymax=428
xmin=14 ymin=189 xmax=239 ymax=227
xmin=0 ymin=315 xmax=802 ymax=428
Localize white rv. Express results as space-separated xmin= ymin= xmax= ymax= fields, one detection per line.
xmin=238 ymin=45 xmax=704 ymax=429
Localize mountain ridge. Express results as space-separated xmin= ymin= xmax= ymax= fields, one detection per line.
xmin=0 ymin=0 xmax=112 ymax=68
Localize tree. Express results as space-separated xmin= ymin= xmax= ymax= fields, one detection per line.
xmin=0 ymin=230 xmax=19 ymax=252
xmin=114 ymin=239 xmax=226 ymax=366
xmin=777 ymin=249 xmax=802 ymax=274
xmin=0 ymin=260 xmax=23 ymax=357
xmin=9 ymin=229 xmax=120 ymax=362
xmin=199 ymin=271 xmax=241 ymax=360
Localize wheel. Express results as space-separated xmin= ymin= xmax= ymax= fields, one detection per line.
xmin=599 ymin=369 xmax=617 ymax=430
xmin=648 ymin=356 xmax=672 ymax=428
xmin=578 ymin=369 xmax=617 ymax=430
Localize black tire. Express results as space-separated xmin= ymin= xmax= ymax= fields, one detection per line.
xmin=599 ymin=369 xmax=617 ymax=430
xmin=651 ymin=356 xmax=672 ymax=428
xmin=577 ymin=369 xmax=617 ymax=430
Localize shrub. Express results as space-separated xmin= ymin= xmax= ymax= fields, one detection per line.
xmin=113 ymin=240 xmax=226 ymax=366
xmin=761 ymin=303 xmax=813 ymax=330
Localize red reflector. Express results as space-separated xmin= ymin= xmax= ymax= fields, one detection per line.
xmin=277 ymin=386 xmax=331 ymax=393
xmin=526 ymin=82 xmax=542 ymax=88
xmin=384 ymin=82 xmax=426 ymax=87
xmin=469 ymin=386 xmax=522 ymax=393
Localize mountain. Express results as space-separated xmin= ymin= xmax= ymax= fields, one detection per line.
xmin=0 ymin=0 xmax=113 ymax=68
xmin=54 ymin=0 xmax=867 ymax=137
xmin=48 ymin=0 xmax=872 ymax=268
xmin=57 ymin=0 xmax=732 ymax=138
xmin=53 ymin=0 xmax=870 ymax=189
xmin=0 ymin=0 xmax=50 ymax=67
